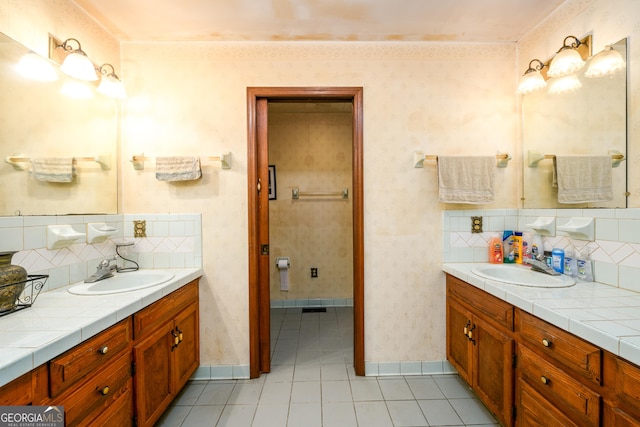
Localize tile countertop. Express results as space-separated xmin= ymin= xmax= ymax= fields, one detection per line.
xmin=443 ymin=263 xmax=640 ymax=368
xmin=0 ymin=268 xmax=203 ymax=387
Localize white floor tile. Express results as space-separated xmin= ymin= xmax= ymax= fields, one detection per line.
xmin=350 ymin=379 xmax=384 ymax=401
xmin=354 ymin=401 xmax=393 ymax=427
xmin=291 ymin=381 xmax=321 ymax=403
xmin=180 ymin=405 xmax=224 ymax=427
xmin=251 ymin=403 xmax=289 ymax=427
xmin=378 ymin=378 xmax=414 ymax=400
xmin=195 ymin=382 xmax=235 ymax=405
xmin=449 ymin=397 xmax=499 ymax=425
xmin=418 ymin=398 xmax=464 ymax=425
xmin=293 ymin=364 xmax=321 ymax=381
xmin=217 ymin=404 xmax=257 ymax=426
xmin=386 ymin=400 xmax=429 ymax=426
xmin=259 ymin=381 xmax=292 ymax=404
xmin=322 ymin=402 xmax=357 ymax=427
xmin=320 ymin=363 xmax=348 ymax=380
xmin=321 ymin=380 xmax=352 ymax=402
xmin=288 ymin=402 xmax=321 ymax=427
xmin=228 ymin=382 xmax=264 ymax=405
xmin=406 ymin=377 xmax=446 ymax=400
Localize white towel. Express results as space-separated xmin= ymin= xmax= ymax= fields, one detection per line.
xmin=555 ymin=155 xmax=612 ymax=203
xmin=30 ymin=157 xmax=76 ymax=183
xmin=437 ymin=156 xmax=495 ymax=204
xmin=155 ymin=156 xmax=202 ymax=181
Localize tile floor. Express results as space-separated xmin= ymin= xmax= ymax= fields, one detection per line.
xmin=156 ymin=307 xmax=500 ymax=426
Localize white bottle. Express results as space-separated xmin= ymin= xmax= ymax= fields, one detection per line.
xmin=577 ymin=247 xmax=593 ymax=281
xmin=564 ymin=246 xmax=577 ymax=278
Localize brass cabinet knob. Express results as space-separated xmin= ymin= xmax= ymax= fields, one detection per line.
xmin=542 ymin=338 xmax=551 ymax=347
xmin=101 ymin=386 xmax=110 ymax=395
xmin=99 ymin=346 xmax=109 ymax=355
xmin=540 ymin=376 xmax=550 ymax=385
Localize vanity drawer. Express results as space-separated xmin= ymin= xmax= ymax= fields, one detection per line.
xmin=515 ymin=309 xmax=601 ymax=385
xmin=53 ymin=350 xmax=132 ymax=427
xmin=49 ymin=318 xmax=132 ymax=397
xmin=446 ymin=274 xmax=513 ymax=331
xmin=517 ymin=344 xmax=600 ymax=426
xmin=133 ymin=280 xmax=198 ymax=337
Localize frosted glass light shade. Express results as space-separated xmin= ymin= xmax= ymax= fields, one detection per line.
xmin=548 ymin=74 xmax=582 ymax=95
xmin=16 ymin=52 xmax=58 ymax=82
xmin=585 ymin=47 xmax=625 ymax=78
xmin=517 ymin=70 xmax=546 ymax=95
xmin=547 ymin=48 xmax=585 ymax=78
xmin=60 ymin=51 xmax=98 ymax=81
xmin=97 ymin=74 xmax=127 ymax=99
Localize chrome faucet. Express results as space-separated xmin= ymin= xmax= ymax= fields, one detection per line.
xmin=523 ymin=257 xmax=560 ymax=276
xmin=84 ymin=256 xmax=118 ymax=283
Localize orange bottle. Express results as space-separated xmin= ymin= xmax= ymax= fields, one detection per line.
xmin=488 ymin=234 xmax=503 ymax=264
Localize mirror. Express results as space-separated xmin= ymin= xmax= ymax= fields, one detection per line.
xmin=0 ymin=32 xmax=118 ymax=216
xmin=522 ymin=38 xmax=627 ymax=208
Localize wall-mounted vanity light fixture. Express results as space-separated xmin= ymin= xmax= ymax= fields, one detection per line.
xmin=53 ymin=38 xmax=98 ymax=81
xmin=517 ymin=35 xmax=591 ymax=95
xmin=547 ymin=35 xmax=588 ymax=78
xmin=584 ymin=45 xmax=626 ymax=78
xmin=97 ymin=64 xmax=127 ymax=99
xmin=516 ymin=59 xmax=546 ymax=95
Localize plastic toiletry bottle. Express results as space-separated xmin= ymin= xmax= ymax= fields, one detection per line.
xmin=564 ymin=246 xmax=577 ymax=277
xmin=521 ymin=232 xmax=532 ymax=264
xmin=552 ymin=248 xmax=565 ymax=274
xmin=503 ymin=230 xmax=515 ymax=263
xmin=544 ymin=251 xmax=553 ymax=268
xmin=488 ymin=234 xmax=503 ymax=264
xmin=530 ymin=233 xmax=543 ymax=260
xmin=577 ymin=247 xmax=594 ymax=281
xmin=514 ymin=232 xmax=523 ymax=264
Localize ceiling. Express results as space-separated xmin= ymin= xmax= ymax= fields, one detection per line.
xmin=73 ymin=0 xmax=565 ymax=43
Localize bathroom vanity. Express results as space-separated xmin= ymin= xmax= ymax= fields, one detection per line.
xmin=0 ymin=270 xmax=201 ymax=427
xmin=445 ymin=266 xmax=640 ymax=427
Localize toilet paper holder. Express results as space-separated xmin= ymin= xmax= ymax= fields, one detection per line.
xmin=276 ymin=257 xmax=290 ymax=268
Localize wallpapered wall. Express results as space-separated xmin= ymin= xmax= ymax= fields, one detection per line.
xmin=268 ymin=108 xmax=354 ymax=302
xmin=4 ymin=0 xmax=638 ymax=371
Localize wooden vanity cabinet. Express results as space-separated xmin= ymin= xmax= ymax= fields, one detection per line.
xmin=446 ymin=273 xmax=640 ymax=427
xmin=446 ymin=274 xmax=515 ymax=427
xmin=132 ymin=279 xmax=200 ymax=427
xmin=602 ymin=352 xmax=640 ymax=426
xmin=0 ymin=277 xmax=200 ymax=427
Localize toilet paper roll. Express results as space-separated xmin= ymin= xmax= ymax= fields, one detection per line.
xmin=277 ymin=258 xmax=289 ymax=291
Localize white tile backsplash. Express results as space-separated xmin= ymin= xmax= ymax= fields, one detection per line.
xmin=0 ymin=214 xmax=202 ymax=291
xmin=443 ymin=208 xmax=640 ymax=292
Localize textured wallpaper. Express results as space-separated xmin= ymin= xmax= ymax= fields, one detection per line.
xmin=268 ymin=108 xmax=353 ymax=301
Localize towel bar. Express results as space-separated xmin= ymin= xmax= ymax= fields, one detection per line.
xmin=414 ymin=152 xmax=511 ymax=168
xmin=527 ymin=150 xmax=625 ymax=168
xmin=5 ymin=154 xmax=111 ymax=171
xmin=130 ymin=152 xmax=232 ymax=170
xmin=292 ymin=187 xmax=349 ymax=200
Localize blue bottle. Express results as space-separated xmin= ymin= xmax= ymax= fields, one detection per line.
xmin=552 ymin=248 xmax=565 ymax=274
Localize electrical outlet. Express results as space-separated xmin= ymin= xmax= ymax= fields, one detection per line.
xmin=311 ymin=268 xmax=318 ymax=278
xmin=133 ymin=220 xmax=146 ymax=237
xmin=471 ymin=216 xmax=483 ymax=233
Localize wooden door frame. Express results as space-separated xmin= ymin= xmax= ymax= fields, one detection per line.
xmin=247 ymin=86 xmax=364 ymax=378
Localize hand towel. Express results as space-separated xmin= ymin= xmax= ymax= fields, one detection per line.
xmin=155 ymin=156 xmax=202 ymax=182
xmin=438 ymin=156 xmax=495 ymax=204
xmin=555 ymin=155 xmax=612 ymax=203
xmin=30 ymin=157 xmax=76 ymax=183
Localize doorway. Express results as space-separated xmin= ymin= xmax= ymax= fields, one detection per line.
xmin=247 ymin=87 xmax=364 ymax=378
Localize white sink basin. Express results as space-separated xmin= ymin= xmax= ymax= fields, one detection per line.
xmin=471 ymin=264 xmax=575 ymax=288
xmin=68 ymin=270 xmax=175 ymax=295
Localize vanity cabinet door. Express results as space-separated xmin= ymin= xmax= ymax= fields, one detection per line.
xmin=517 ymin=377 xmax=579 ymax=427
xmin=446 ymin=276 xmax=515 ymax=426
xmin=173 ymin=301 xmax=200 ymax=390
xmin=133 ymin=320 xmax=175 ymax=427
xmin=446 ymin=297 xmax=473 ymax=384
xmin=0 ymin=371 xmax=32 ymax=405
xmin=473 ymin=315 xmax=514 ymax=427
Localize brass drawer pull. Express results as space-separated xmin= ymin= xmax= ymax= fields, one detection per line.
xmin=540 ymin=376 xmax=550 ymax=385
xmin=100 ymin=386 xmax=110 ymax=395
xmin=463 ymin=321 xmax=470 ymax=337
xmin=99 ymin=346 xmax=109 ymax=355
xmin=542 ymin=338 xmax=551 ymax=347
